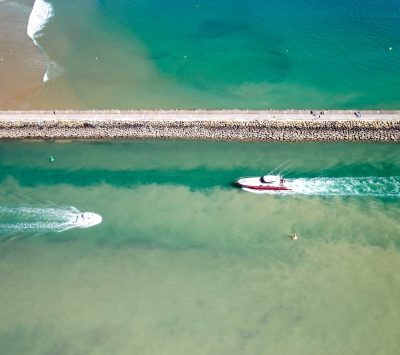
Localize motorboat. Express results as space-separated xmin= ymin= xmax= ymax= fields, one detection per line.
xmin=235 ymin=174 xmax=291 ymax=192
xmin=74 ymin=212 xmax=102 ymax=228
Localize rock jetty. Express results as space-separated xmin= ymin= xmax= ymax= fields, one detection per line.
xmin=0 ymin=110 xmax=399 ymax=142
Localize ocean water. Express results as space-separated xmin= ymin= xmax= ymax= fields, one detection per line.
xmin=0 ymin=140 xmax=400 ymax=354
xmin=8 ymin=0 xmax=399 ymax=109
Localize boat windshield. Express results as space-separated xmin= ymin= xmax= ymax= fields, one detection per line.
xmin=260 ymin=175 xmax=280 ymax=184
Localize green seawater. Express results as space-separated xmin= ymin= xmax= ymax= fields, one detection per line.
xmin=26 ymin=0 xmax=400 ymax=109
xmin=1 ymin=140 xmax=400 ymax=354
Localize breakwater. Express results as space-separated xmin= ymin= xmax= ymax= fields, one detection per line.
xmin=0 ymin=110 xmax=399 ymax=141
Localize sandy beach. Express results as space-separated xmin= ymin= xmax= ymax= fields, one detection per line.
xmin=0 ymin=110 xmax=399 ymax=141
xmin=0 ymin=0 xmax=46 ymax=109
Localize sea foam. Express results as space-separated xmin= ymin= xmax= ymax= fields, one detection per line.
xmin=27 ymin=0 xmax=62 ymax=82
xmin=27 ymin=0 xmax=54 ymax=44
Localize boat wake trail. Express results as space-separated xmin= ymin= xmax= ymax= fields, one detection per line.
xmin=0 ymin=206 xmax=102 ymax=234
xmin=244 ymin=176 xmax=400 ymax=197
xmin=289 ymin=176 xmax=400 ymax=197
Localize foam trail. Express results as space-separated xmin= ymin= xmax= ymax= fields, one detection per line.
xmin=27 ymin=0 xmax=63 ymax=82
xmin=243 ymin=176 xmax=400 ymax=197
xmin=0 ymin=206 xmax=101 ymax=234
xmin=289 ymin=176 xmax=400 ymax=197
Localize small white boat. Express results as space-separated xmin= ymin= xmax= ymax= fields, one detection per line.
xmin=236 ymin=174 xmax=291 ymax=192
xmin=75 ymin=212 xmax=102 ymax=228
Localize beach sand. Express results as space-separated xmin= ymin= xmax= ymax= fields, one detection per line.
xmin=0 ymin=0 xmax=45 ymax=109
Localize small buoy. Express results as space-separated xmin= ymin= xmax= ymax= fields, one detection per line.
xmin=49 ymin=156 xmax=55 ymax=162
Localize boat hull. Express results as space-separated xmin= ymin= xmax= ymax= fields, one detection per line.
xmin=235 ymin=176 xmax=291 ymax=191
xmin=237 ymin=184 xmax=291 ymax=191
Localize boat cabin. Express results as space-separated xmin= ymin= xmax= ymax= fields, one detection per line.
xmin=260 ymin=175 xmax=282 ymax=184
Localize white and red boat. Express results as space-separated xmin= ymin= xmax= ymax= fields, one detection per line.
xmin=236 ymin=174 xmax=291 ymax=192
xmin=74 ymin=212 xmax=102 ymax=228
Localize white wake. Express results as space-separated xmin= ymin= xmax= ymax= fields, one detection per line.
xmin=0 ymin=206 xmax=102 ymax=233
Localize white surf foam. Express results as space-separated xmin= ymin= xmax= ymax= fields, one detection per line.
xmin=0 ymin=206 xmax=102 ymax=234
xmin=27 ymin=0 xmax=54 ymax=44
xmin=26 ymin=0 xmax=63 ymax=82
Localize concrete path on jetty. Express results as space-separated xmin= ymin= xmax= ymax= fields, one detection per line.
xmin=1 ymin=110 xmax=399 ymax=121
xmin=0 ymin=110 xmax=399 ymax=141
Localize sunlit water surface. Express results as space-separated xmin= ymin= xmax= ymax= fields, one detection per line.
xmin=11 ymin=0 xmax=400 ymax=109
xmin=0 ymin=140 xmax=400 ymax=354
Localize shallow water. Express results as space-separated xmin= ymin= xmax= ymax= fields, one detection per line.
xmin=0 ymin=0 xmax=45 ymax=108
xmin=3 ymin=0 xmax=400 ymax=109
xmin=0 ymin=140 xmax=400 ymax=354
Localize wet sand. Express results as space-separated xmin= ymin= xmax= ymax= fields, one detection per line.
xmin=0 ymin=110 xmax=399 ymax=141
xmin=0 ymin=0 xmax=45 ymax=109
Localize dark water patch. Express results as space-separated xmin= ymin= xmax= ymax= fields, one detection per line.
xmin=290 ymin=161 xmax=400 ymax=179
xmin=96 ymin=0 xmax=290 ymax=88
xmin=196 ymin=19 xmax=251 ymax=39
xmin=0 ymin=165 xmax=247 ymax=190
xmin=95 ymin=234 xmax=209 ymax=253
xmin=2 ymin=163 xmax=400 ymax=199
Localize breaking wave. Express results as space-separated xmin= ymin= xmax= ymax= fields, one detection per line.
xmin=27 ymin=0 xmax=63 ymax=82
xmin=27 ymin=0 xmax=54 ymax=44
xmin=244 ymin=176 xmax=400 ymax=197
xmin=0 ymin=206 xmax=99 ymax=234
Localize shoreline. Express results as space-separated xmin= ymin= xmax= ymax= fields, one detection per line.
xmin=0 ymin=0 xmax=46 ymax=109
xmin=0 ymin=110 xmax=399 ymax=142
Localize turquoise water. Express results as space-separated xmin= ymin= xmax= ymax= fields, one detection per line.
xmin=26 ymin=0 xmax=400 ymax=109
xmin=1 ymin=140 xmax=400 ymax=354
